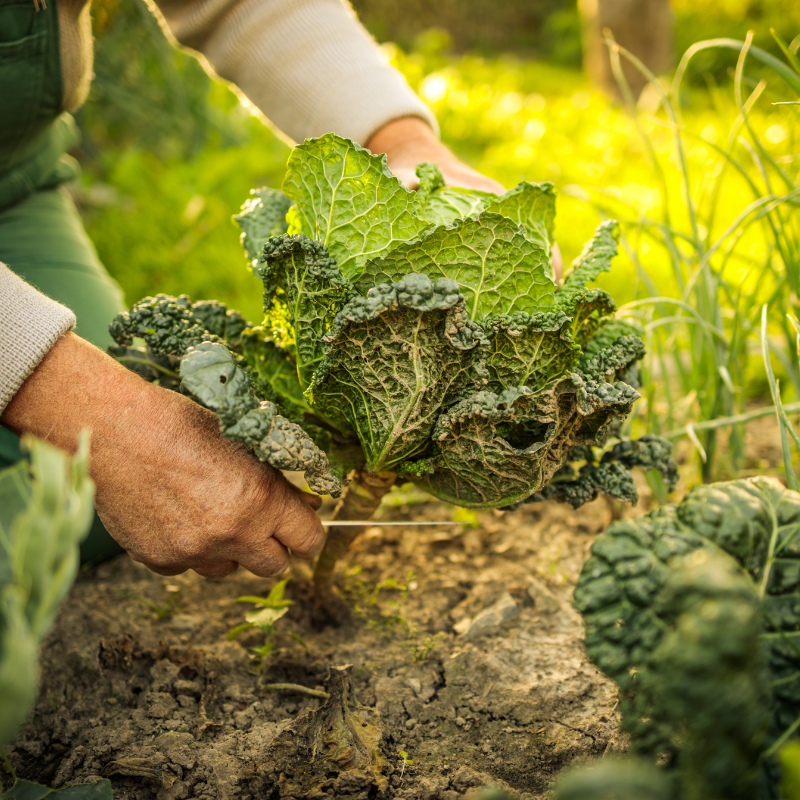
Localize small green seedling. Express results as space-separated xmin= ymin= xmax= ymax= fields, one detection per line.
xmin=227 ymin=578 xmax=304 ymax=673
xmin=398 ymin=750 xmax=413 ymax=779
xmin=114 ymin=585 xmax=183 ymax=620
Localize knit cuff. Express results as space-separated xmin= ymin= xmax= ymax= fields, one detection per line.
xmin=0 ymin=264 xmax=76 ymax=415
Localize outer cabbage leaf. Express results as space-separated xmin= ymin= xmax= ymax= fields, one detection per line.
xmin=180 ymin=342 xmax=342 ymax=496
xmin=0 ymin=436 xmax=94 ymax=745
xmin=574 ymin=477 xmax=800 ymax=800
xmin=556 ymin=220 xmax=620 ymax=313
xmin=484 ymin=180 xmax=556 ymax=253
xmin=414 ymin=163 xmax=556 ymax=254
xmin=481 ymin=311 xmax=580 ymax=393
xmin=357 ymin=213 xmax=556 ymax=320
xmin=257 ymin=234 xmax=353 ymax=394
xmin=564 ymin=288 xmax=617 ymax=348
xmin=309 ymin=274 xmax=486 ymax=473
xmin=281 ymin=134 xmax=429 ymax=278
xmin=240 ymin=327 xmax=311 ymax=419
xmin=400 ymin=374 xmax=639 ymax=508
xmin=234 ymin=187 xmax=293 ymax=265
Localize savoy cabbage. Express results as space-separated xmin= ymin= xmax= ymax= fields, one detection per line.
xmin=110 ymin=134 xmax=675 ymax=521
xmin=568 ymin=477 xmax=800 ymax=800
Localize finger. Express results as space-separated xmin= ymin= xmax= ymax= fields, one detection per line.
xmin=138 ymin=561 xmax=186 ymax=577
xmin=552 ymin=242 xmax=564 ymax=285
xmin=284 ymin=480 xmax=323 ymax=510
xmin=192 ymin=560 xmax=240 ymax=579
xmin=224 ymin=535 xmax=292 ymax=578
xmin=271 ymin=489 xmax=328 ymax=559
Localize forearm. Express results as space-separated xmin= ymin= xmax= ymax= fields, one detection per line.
xmin=150 ymin=0 xmax=437 ymax=145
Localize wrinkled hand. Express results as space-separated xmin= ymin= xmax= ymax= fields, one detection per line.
xmin=2 ymin=332 xmax=326 ymax=578
xmin=366 ymin=117 xmax=563 ymax=282
xmin=366 ymin=117 xmax=505 ymax=193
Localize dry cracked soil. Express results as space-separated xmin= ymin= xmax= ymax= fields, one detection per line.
xmin=2 ymin=416 xmax=786 ymax=800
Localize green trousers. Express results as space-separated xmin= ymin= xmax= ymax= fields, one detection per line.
xmin=1 ymin=0 xmax=127 ymax=563
xmin=0 ymin=188 xmax=128 ymax=564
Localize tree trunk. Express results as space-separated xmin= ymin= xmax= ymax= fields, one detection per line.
xmin=312 ymin=468 xmax=398 ymax=594
xmin=578 ymin=0 xmax=673 ymax=100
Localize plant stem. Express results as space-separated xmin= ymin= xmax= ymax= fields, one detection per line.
xmin=312 ymin=468 xmax=397 ymax=592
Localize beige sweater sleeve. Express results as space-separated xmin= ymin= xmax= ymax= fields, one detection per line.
xmin=148 ymin=0 xmax=438 ymax=145
xmin=0 ymin=265 xmax=76 ymax=415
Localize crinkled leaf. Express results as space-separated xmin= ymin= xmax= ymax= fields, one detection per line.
xmin=240 ymin=327 xmax=311 ymax=419
xmin=310 ymin=274 xmax=486 ymax=473
xmin=179 ymin=342 xmax=342 ymax=497
xmin=282 ymin=134 xmax=429 ymax=278
xmin=541 ymin=461 xmax=638 ymax=508
xmin=401 ymin=374 xmax=639 ymax=508
xmin=565 ymin=288 xmax=617 ymax=347
xmin=234 ymin=187 xmax=293 ymax=264
xmin=574 ymin=477 xmax=800 ymax=800
xmin=556 ymin=220 xmax=620 ymax=312
xmin=580 ymin=335 xmax=646 ymax=382
xmin=189 ymin=300 xmax=250 ymax=346
xmin=258 ymin=234 xmax=354 ymax=394
xmin=481 ymin=311 xmax=580 ymax=393
xmin=601 ymin=435 xmax=678 ymax=490
xmin=109 ymin=294 xmax=225 ymax=357
xmin=484 ymin=181 xmax=556 ymax=253
xmin=583 ymin=318 xmax=646 ymax=360
xmin=358 ymin=213 xmax=556 ymax=320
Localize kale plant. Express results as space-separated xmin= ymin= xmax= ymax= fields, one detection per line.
xmin=109 ymin=134 xmax=676 ymax=589
xmin=564 ymin=477 xmax=800 ymax=800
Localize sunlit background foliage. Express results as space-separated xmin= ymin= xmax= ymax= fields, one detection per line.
xmin=75 ymin=0 xmax=799 ymax=485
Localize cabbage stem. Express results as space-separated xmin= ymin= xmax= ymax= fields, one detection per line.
xmin=312 ymin=468 xmax=397 ymax=591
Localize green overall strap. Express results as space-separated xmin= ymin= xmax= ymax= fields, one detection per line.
xmin=0 ymin=0 xmax=80 ymax=212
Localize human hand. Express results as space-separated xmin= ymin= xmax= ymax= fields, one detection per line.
xmin=2 ymin=332 xmax=326 ymax=578
xmin=366 ymin=117 xmax=505 ymax=194
xmin=366 ymin=117 xmax=563 ymax=282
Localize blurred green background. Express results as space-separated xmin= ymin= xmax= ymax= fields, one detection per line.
xmin=74 ymin=0 xmax=799 ymax=483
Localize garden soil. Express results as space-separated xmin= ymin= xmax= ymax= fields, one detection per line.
xmin=3 ymin=418 xmax=787 ymax=800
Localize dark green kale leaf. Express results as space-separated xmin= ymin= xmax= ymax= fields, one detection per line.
xmin=257 ymin=234 xmax=354 ymax=395
xmin=282 ymin=133 xmax=429 ymax=279
xmin=538 ymin=436 xmax=677 ymax=508
xmin=573 ymin=478 xmax=800 ymax=800
xmin=583 ymin=318 xmax=646 ymax=360
xmin=309 ymin=273 xmax=486 ymax=473
xmin=180 ymin=342 xmax=342 ymax=497
xmin=234 ymin=187 xmax=293 ymax=265
xmin=400 ymin=373 xmax=639 ymax=508
xmin=190 ymin=300 xmax=250 ymax=346
xmin=109 ymin=293 xmax=224 ymax=357
xmin=357 ymin=213 xmax=556 ymax=320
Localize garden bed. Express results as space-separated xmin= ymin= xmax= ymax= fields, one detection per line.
xmin=3 ymin=414 xmax=788 ymax=799
xmin=4 ymin=488 xmax=637 ymax=800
